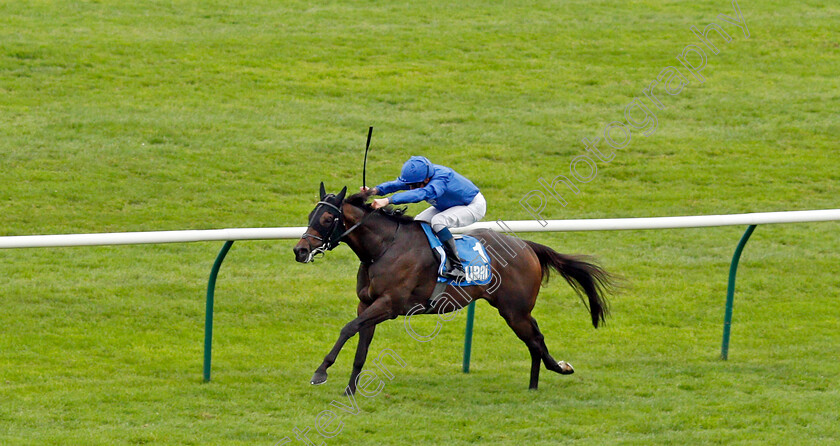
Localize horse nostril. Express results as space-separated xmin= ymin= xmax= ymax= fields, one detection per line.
xmin=294 ymin=246 xmax=309 ymax=261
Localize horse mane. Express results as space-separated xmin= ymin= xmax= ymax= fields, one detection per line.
xmin=345 ymin=192 xmax=416 ymax=224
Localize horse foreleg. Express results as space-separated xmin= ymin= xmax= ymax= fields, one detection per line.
xmin=311 ymin=299 xmax=392 ymax=386
xmin=344 ymin=301 xmax=377 ymax=394
xmin=346 ymin=324 xmax=376 ymax=394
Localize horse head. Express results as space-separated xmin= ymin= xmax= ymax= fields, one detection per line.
xmin=293 ymin=182 xmax=347 ymax=263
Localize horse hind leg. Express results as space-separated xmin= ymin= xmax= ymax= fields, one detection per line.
xmin=499 ymin=309 xmax=558 ymax=390
xmin=530 ymin=317 xmax=574 ymax=375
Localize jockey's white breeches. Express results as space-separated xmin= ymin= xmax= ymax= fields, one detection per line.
xmin=415 ymin=192 xmax=486 ymax=233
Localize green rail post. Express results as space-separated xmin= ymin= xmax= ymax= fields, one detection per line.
xmin=462 ymin=300 xmax=476 ymax=373
xmin=204 ymin=240 xmax=234 ymax=382
xmin=721 ymin=225 xmax=756 ymax=361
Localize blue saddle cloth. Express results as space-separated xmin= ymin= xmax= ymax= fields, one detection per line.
xmin=420 ymin=222 xmax=492 ymax=286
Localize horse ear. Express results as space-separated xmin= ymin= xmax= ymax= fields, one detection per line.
xmin=319 ymin=182 xmax=326 ymax=200
xmin=336 ymin=186 xmax=347 ymax=202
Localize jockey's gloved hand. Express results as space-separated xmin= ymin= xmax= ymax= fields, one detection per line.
xmin=359 ymin=186 xmax=379 ymax=196
xmin=371 ymin=198 xmax=389 ymax=209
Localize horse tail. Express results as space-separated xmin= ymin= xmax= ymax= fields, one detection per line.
xmin=524 ymin=240 xmax=613 ymax=328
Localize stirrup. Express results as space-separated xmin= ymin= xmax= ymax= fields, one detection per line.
xmin=444 ymin=266 xmax=467 ymax=282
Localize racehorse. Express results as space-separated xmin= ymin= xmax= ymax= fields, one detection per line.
xmin=293 ymin=183 xmax=615 ymax=392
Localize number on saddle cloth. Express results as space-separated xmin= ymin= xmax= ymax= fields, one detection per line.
xmin=419 ymin=222 xmax=492 ymax=286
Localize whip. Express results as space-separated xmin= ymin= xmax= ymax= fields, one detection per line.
xmin=362 ymin=126 xmax=373 ymax=189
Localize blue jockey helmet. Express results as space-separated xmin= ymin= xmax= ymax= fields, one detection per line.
xmin=398 ymin=156 xmax=433 ymax=183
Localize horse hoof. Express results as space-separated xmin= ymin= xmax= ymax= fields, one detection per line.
xmin=310 ymin=371 xmax=328 ymax=385
xmin=558 ymin=361 xmax=575 ymax=375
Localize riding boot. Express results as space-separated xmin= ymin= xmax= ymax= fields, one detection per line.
xmin=441 ymin=237 xmax=468 ymax=282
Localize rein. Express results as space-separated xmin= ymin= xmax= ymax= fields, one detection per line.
xmin=338 ymin=206 xmax=380 ymax=240
xmin=341 ymin=207 xmax=401 ymax=264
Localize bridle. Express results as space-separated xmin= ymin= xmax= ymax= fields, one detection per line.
xmin=300 ymin=199 xmax=345 ymax=262
xmin=300 ymin=197 xmax=385 ymax=263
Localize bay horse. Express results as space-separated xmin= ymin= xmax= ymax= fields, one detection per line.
xmin=293 ymin=183 xmax=614 ymax=392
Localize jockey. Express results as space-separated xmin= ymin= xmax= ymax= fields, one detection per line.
xmin=363 ymin=156 xmax=486 ymax=282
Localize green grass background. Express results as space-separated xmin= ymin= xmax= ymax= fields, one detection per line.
xmin=1 ymin=0 xmax=839 ymax=444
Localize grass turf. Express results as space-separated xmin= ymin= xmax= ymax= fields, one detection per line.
xmin=1 ymin=0 xmax=839 ymax=444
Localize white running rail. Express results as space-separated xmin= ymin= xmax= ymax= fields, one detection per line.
xmin=1 ymin=209 xmax=839 ymax=249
